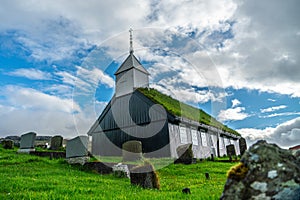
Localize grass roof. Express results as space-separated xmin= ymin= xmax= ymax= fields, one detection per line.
xmin=137 ymin=88 xmax=240 ymax=136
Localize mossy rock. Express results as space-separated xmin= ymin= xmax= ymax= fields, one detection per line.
xmin=130 ymin=163 xmax=160 ymax=189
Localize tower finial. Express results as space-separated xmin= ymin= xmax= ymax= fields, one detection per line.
xmin=129 ymin=28 xmax=133 ymax=54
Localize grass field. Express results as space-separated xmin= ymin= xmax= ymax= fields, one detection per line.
xmin=0 ymin=146 xmax=236 ymax=199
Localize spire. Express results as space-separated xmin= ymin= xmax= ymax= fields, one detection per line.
xmin=129 ymin=28 xmax=134 ymax=54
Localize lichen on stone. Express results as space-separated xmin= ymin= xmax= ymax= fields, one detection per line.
xmin=227 ymin=162 xmax=249 ymax=181
xmin=251 ymin=181 xmax=268 ymax=192
xmin=267 ymin=170 xmax=278 ymax=179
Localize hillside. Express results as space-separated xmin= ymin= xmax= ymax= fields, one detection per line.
xmin=137 ymin=88 xmax=240 ymax=136
xmin=0 ymin=146 xmax=236 ymax=199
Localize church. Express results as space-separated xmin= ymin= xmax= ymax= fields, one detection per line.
xmin=87 ymin=30 xmax=242 ymax=158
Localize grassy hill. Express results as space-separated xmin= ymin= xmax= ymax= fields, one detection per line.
xmin=137 ymin=88 xmax=240 ymax=136
xmin=0 ymin=146 xmax=236 ymax=199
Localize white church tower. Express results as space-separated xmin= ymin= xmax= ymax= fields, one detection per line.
xmin=114 ymin=29 xmax=150 ymax=97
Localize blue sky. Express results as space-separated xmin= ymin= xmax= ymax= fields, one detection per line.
xmin=0 ymin=0 xmax=299 ymax=148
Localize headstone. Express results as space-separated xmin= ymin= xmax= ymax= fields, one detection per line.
xmin=226 ymin=144 xmax=236 ymax=156
xmin=205 ymin=172 xmax=210 ymax=180
xmin=2 ymin=139 xmax=14 ymax=149
xmin=112 ymin=163 xmax=130 ymax=178
xmin=122 ymin=140 xmax=142 ymax=162
xmin=174 ymin=143 xmax=194 ymax=164
xmin=18 ymin=132 xmax=36 ymax=153
xmin=130 ymin=163 xmax=160 ymax=189
xmin=210 ymin=153 xmax=214 ymax=161
xmin=239 ymin=137 xmax=247 ymax=156
xmin=50 ymin=135 xmax=63 ymax=150
xmin=221 ymin=140 xmax=300 ymax=200
xmin=66 ymin=136 xmax=89 ymax=165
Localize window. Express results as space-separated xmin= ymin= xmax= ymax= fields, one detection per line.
xmin=219 ymin=137 xmax=225 ymax=149
xmin=200 ymin=131 xmax=207 ymax=146
xmin=211 ymin=135 xmax=217 ymax=148
xmin=179 ymin=126 xmax=188 ymax=144
xmin=191 ymin=129 xmax=198 ymax=145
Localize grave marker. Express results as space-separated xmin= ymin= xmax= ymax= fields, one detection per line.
xmin=239 ymin=137 xmax=247 ymax=156
xmin=226 ymin=144 xmax=236 ymax=157
xmin=18 ymin=132 xmax=36 ymax=153
xmin=66 ymin=136 xmax=89 ymax=165
xmin=50 ymin=135 xmax=63 ymax=150
xmin=122 ymin=140 xmax=142 ymax=162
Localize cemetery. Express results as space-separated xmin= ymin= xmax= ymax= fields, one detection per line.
xmin=1 ymin=132 xmax=299 ymax=199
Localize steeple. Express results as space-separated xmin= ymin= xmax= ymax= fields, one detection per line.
xmin=129 ymin=28 xmax=134 ymax=54
xmin=114 ymin=29 xmax=150 ymax=97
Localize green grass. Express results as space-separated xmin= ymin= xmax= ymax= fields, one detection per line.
xmin=0 ymin=146 xmax=236 ymax=199
xmin=137 ymin=88 xmax=240 ymax=136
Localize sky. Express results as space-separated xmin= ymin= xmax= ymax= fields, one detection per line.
xmin=0 ymin=0 xmax=299 ymax=149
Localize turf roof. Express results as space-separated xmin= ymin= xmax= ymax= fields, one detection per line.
xmin=137 ymin=88 xmax=240 ymax=136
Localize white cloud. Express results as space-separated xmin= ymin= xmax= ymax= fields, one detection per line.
xmin=211 ymin=0 xmax=300 ymax=97
xmin=238 ymin=117 xmax=300 ymax=148
xmin=218 ymin=106 xmax=249 ymax=122
xmin=0 ymin=85 xmax=102 ymax=137
xmin=260 ymin=105 xmax=287 ymax=113
xmin=76 ymin=66 xmax=114 ymax=89
xmin=7 ymin=68 xmax=52 ymax=80
xmin=231 ymin=99 xmax=241 ymax=107
xmin=3 ymin=85 xmax=80 ymax=113
xmin=260 ymin=112 xmax=300 ymax=119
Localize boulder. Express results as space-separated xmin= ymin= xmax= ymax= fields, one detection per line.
xmin=221 ymin=140 xmax=300 ymax=200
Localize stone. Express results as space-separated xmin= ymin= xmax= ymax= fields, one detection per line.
xmin=226 ymin=144 xmax=236 ymax=156
xmin=66 ymin=136 xmax=89 ymax=165
xmin=221 ymin=140 xmax=300 ymax=200
xmin=83 ymin=162 xmax=113 ymax=174
xmin=122 ymin=140 xmax=142 ymax=162
xmin=112 ymin=163 xmax=130 ymax=178
xmin=2 ymin=139 xmax=14 ymax=149
xmin=239 ymin=137 xmax=247 ymax=156
xmin=182 ymin=188 xmax=191 ymax=194
xmin=50 ymin=135 xmax=63 ymax=150
xmin=130 ymin=163 xmax=160 ymax=189
xmin=205 ymin=172 xmax=210 ymax=180
xmin=18 ymin=132 xmax=36 ymax=153
xmin=174 ymin=143 xmax=194 ymax=164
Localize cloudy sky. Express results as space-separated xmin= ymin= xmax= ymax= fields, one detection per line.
xmin=0 ymin=0 xmax=299 ymax=149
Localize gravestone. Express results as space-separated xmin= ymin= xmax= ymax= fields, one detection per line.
xmin=239 ymin=137 xmax=247 ymax=156
xmin=174 ymin=143 xmax=194 ymax=164
xmin=221 ymin=140 xmax=300 ymax=200
xmin=122 ymin=140 xmax=142 ymax=162
xmin=130 ymin=163 xmax=160 ymax=189
xmin=226 ymin=144 xmax=236 ymax=156
xmin=112 ymin=163 xmax=130 ymax=178
xmin=18 ymin=132 xmax=36 ymax=153
xmin=50 ymin=135 xmax=63 ymax=150
xmin=2 ymin=139 xmax=14 ymax=149
xmin=66 ymin=136 xmax=89 ymax=165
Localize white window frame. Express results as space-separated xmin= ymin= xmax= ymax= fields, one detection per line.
xmin=191 ymin=128 xmax=198 ymax=146
xmin=200 ymin=131 xmax=207 ymax=146
xmin=179 ymin=125 xmax=188 ymax=144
